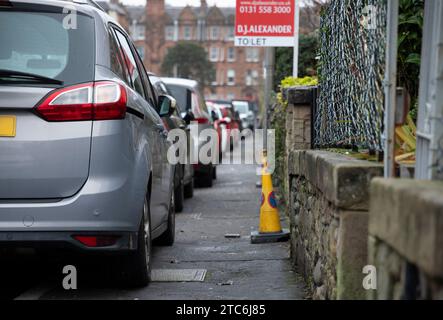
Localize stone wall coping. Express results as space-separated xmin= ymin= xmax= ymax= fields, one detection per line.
xmin=288 ymin=150 xmax=384 ymax=210
xmin=285 ymin=86 xmax=317 ymax=106
xmin=369 ymin=178 xmax=443 ymax=279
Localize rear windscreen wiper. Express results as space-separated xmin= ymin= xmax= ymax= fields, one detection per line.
xmin=0 ymin=69 xmax=63 ymax=85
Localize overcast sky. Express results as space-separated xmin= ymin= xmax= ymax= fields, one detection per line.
xmin=120 ymin=0 xmax=236 ymax=7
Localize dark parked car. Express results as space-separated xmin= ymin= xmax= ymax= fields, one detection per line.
xmin=162 ymin=78 xmax=216 ymax=187
xmin=148 ymin=73 xmax=194 ymax=212
xmin=0 ymin=0 xmax=177 ymax=287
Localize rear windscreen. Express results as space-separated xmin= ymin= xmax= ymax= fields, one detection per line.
xmin=233 ymin=101 xmax=250 ymax=114
xmin=0 ymin=9 xmax=95 ymax=86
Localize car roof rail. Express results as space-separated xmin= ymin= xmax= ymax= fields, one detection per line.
xmin=66 ymin=0 xmax=105 ymax=12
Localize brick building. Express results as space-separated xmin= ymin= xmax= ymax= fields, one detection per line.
xmin=125 ymin=0 xmax=264 ymax=101
xmin=99 ymin=0 xmax=320 ymax=101
xmin=97 ymin=0 xmax=130 ymax=31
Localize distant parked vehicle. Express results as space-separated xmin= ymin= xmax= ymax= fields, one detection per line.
xmin=162 ymin=78 xmax=216 ymax=187
xmin=206 ymin=101 xmax=240 ymax=154
xmin=0 ymin=0 xmax=177 ymax=287
xmin=206 ymin=99 xmax=242 ymax=132
xmin=232 ymin=100 xmax=256 ymax=130
xmin=149 ymin=73 xmax=194 ymax=212
xmin=206 ymin=101 xmax=224 ymax=159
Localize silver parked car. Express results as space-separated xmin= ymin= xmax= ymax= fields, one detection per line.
xmin=0 ymin=0 xmax=176 ymax=287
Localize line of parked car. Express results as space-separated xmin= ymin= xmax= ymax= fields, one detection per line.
xmin=0 ymin=0 xmax=257 ymax=288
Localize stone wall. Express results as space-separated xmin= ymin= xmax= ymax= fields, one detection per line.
xmin=368 ymin=179 xmax=443 ymax=300
xmin=279 ymin=86 xmax=315 ymax=204
xmin=288 ymin=150 xmax=383 ymax=299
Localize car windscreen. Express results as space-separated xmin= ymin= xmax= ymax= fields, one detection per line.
xmin=166 ymin=84 xmax=189 ymax=111
xmin=232 ymin=101 xmax=250 ymax=114
xmin=0 ymin=9 xmax=95 ymax=87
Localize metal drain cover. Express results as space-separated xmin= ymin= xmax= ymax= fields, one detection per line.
xmin=151 ymin=269 xmax=207 ymax=282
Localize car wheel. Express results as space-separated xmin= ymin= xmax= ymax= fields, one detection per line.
xmin=118 ymin=195 xmax=152 ymax=288
xmin=184 ymin=178 xmax=194 ymax=199
xmin=198 ymin=166 xmax=213 ymax=188
xmin=175 ymin=178 xmax=184 ymax=213
xmin=213 ymin=166 xmax=217 ymax=180
xmin=154 ymin=189 xmax=175 ymax=246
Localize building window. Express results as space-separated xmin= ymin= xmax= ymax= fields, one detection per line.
xmin=184 ymin=26 xmax=192 ymax=40
xmin=227 ymin=47 xmax=236 ymax=62
xmin=136 ymin=46 xmax=145 ymax=60
xmin=132 ymin=24 xmax=145 ymax=41
xmin=245 ymin=69 xmax=259 ymax=86
xmin=165 ymin=26 xmax=174 ymax=41
xmin=136 ymin=25 xmax=145 ymax=40
xmin=246 ymin=48 xmax=260 ymax=62
xmin=227 ymin=69 xmax=235 ymax=86
xmin=210 ymin=26 xmax=219 ymax=40
xmin=252 ymin=70 xmax=259 ymax=85
xmin=209 ymin=47 xmax=219 ymax=62
xmin=227 ymin=26 xmax=235 ymax=40
xmin=212 ymin=70 xmax=218 ymax=86
xmin=131 ymin=24 xmax=145 ymax=41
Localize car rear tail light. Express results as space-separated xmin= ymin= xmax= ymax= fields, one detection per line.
xmin=36 ymin=81 xmax=127 ymax=121
xmin=73 ymin=235 xmax=120 ymax=248
xmin=195 ymin=117 xmax=210 ymax=124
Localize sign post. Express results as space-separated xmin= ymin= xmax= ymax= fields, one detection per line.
xmin=235 ymin=0 xmax=298 ymax=149
xmin=235 ymin=1 xmax=298 ymax=244
xmin=293 ymin=0 xmax=300 ymax=78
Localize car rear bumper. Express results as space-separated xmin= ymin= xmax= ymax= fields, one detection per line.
xmin=0 ymin=177 xmax=142 ymax=233
xmin=0 ymin=231 xmax=138 ymax=252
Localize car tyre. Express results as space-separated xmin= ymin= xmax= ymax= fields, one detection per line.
xmin=118 ymin=195 xmax=152 ymax=288
xmin=213 ymin=166 xmax=217 ymax=180
xmin=174 ymin=175 xmax=184 ymax=213
xmin=198 ymin=166 xmax=213 ymax=188
xmin=154 ymin=189 xmax=175 ymax=246
xmin=184 ymin=178 xmax=194 ymax=199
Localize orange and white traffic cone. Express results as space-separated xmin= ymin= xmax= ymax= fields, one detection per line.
xmin=251 ymin=158 xmax=290 ymax=244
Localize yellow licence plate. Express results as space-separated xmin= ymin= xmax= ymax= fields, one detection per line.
xmin=0 ymin=116 xmax=16 ymax=137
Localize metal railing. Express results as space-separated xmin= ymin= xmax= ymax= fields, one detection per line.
xmin=314 ymin=0 xmax=387 ymax=151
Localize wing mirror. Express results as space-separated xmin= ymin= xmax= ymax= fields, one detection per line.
xmin=183 ymin=110 xmax=196 ymax=125
xmin=159 ymin=94 xmax=177 ymax=117
xmin=211 ymin=110 xmax=219 ymax=122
